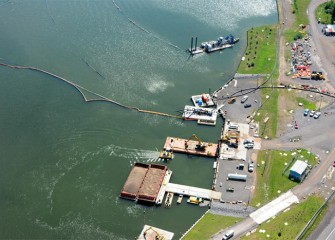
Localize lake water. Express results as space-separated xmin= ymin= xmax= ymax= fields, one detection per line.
xmin=0 ymin=0 xmax=277 ymax=239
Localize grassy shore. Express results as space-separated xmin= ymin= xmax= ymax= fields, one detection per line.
xmin=237 ymin=25 xmax=277 ymax=74
xmin=182 ymin=213 xmax=241 ymax=240
xmin=242 ymin=195 xmax=325 ymax=240
xmin=251 ymin=149 xmax=318 ymax=207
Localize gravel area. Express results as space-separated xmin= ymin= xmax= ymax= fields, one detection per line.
xmin=210 ymin=201 xmax=255 ymax=218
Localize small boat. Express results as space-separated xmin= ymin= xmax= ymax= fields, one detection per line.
xmin=164 ymin=192 xmax=174 ymax=208
xmin=177 ymin=194 xmax=183 ymax=204
xmin=187 ymin=196 xmax=203 ymax=205
xmin=159 ymin=147 xmax=173 ymax=160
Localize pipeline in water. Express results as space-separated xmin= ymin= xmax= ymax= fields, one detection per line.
xmin=113 ymin=0 xmax=183 ymax=52
xmin=82 ymin=58 xmax=105 ymax=79
xmin=45 ymin=0 xmax=55 ymax=24
xmin=0 ymin=62 xmax=182 ymax=119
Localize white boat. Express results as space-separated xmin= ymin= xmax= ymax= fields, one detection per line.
xmin=177 ymin=194 xmax=183 ymax=204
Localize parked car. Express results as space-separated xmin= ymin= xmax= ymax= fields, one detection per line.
xmin=248 ymin=162 xmax=254 ymax=172
xmin=241 ymin=95 xmax=248 ymax=103
xmin=294 ymin=122 xmax=299 ymax=129
xmin=303 ymin=109 xmax=310 ymax=116
xmin=309 ymin=110 xmax=315 ymax=117
xmin=222 ymin=230 xmax=234 ymax=240
xmin=243 ymin=139 xmax=254 ymax=144
xmin=314 ymin=112 xmax=321 ymax=119
xmin=244 ymin=103 xmax=252 ymax=108
xmin=244 ymin=143 xmax=254 ymax=149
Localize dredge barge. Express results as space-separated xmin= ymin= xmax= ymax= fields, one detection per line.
xmin=188 ymin=35 xmax=239 ymax=55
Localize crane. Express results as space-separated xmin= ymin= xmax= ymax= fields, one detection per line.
xmin=184 ymin=134 xmax=207 ymax=151
xmin=143 ymin=226 xmax=165 ymax=240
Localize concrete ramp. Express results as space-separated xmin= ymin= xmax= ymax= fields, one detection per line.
xmin=250 ymin=190 xmax=299 ymax=224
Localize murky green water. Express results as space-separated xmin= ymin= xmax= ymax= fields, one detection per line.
xmin=0 ymin=0 xmax=277 ymax=239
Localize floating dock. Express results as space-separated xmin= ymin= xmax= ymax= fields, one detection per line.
xmin=120 ymin=163 xmax=167 ymax=205
xmin=163 ymin=137 xmax=218 ymax=158
xmin=138 ymin=225 xmax=174 ymax=240
xmin=166 ymin=183 xmax=222 ymax=200
xmin=182 ymin=105 xmax=217 ymax=125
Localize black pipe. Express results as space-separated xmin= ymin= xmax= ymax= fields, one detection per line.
xmin=195 ymin=37 xmax=198 ymax=51
xmin=191 ymin=37 xmax=193 ymax=53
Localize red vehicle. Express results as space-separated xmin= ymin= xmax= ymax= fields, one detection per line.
xmin=294 ymin=122 xmax=299 ymax=129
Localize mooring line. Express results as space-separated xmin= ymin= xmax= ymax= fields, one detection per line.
xmin=0 ymin=62 xmax=182 ymax=119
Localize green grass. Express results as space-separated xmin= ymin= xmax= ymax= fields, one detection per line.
xmin=284 ymin=0 xmax=311 ymax=42
xmin=182 ymin=213 xmax=241 ymax=240
xmin=315 ymin=1 xmax=335 ymax=24
xmin=296 ymin=97 xmax=317 ymax=110
xmin=242 ymin=195 xmax=325 ymax=240
xmin=300 ymin=201 xmax=328 ymax=240
xmin=237 ymin=25 xmax=277 ymax=74
xmin=253 ymin=75 xmax=279 ymax=139
xmin=316 ymin=2 xmax=333 ymax=24
xmin=251 ymin=149 xmax=318 ymax=207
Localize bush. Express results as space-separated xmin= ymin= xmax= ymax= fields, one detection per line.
xmin=293 ymin=32 xmax=303 ymax=40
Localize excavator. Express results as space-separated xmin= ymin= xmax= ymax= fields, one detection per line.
xmin=143 ymin=226 xmax=165 ymax=240
xmin=184 ymin=134 xmax=207 ymax=151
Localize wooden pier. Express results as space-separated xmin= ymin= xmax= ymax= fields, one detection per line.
xmin=163 ymin=137 xmax=218 ymax=158
xmin=165 ymin=183 xmax=221 ymax=200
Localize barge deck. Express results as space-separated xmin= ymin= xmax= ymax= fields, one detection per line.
xmin=120 ymin=163 xmax=167 ymax=205
xmin=163 ymin=137 xmax=218 ymax=158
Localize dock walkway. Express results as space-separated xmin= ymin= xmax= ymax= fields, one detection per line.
xmin=166 ymin=183 xmax=221 ymax=200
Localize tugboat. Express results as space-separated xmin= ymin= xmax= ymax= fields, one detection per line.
xmin=187 ymin=196 xmax=203 ymax=205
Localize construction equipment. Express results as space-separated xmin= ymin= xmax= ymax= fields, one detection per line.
xmin=227 ymin=97 xmax=236 ymax=104
xmin=184 ymin=134 xmax=207 ymax=151
xmin=311 ymin=71 xmax=325 ymax=80
xmin=222 ymin=130 xmax=240 ymax=148
xmin=143 ymin=226 xmax=165 ymax=240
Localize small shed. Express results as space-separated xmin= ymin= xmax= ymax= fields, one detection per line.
xmin=289 ymin=160 xmax=308 ymax=182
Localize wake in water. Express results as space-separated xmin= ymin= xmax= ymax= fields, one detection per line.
xmin=113 ymin=0 xmax=183 ymax=51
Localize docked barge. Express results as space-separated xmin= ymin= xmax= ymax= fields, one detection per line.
xmin=188 ymin=34 xmax=239 ymax=55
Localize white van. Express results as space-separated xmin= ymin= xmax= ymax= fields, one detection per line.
xmin=228 ymin=123 xmax=239 ymax=129
xmin=222 ymin=230 xmax=234 ymax=240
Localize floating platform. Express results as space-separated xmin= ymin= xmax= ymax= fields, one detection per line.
xmin=191 ymin=93 xmax=215 ymax=107
xmin=182 ymin=105 xmax=217 ymax=126
xmin=166 ymin=183 xmax=222 ymax=200
xmin=138 ymin=225 xmax=174 ymax=240
xmin=163 ymin=137 xmax=218 ymax=158
xmin=120 ymin=163 xmax=167 ymax=205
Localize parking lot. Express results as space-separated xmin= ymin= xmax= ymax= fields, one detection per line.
xmin=215 ymin=157 xmax=255 ymax=203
